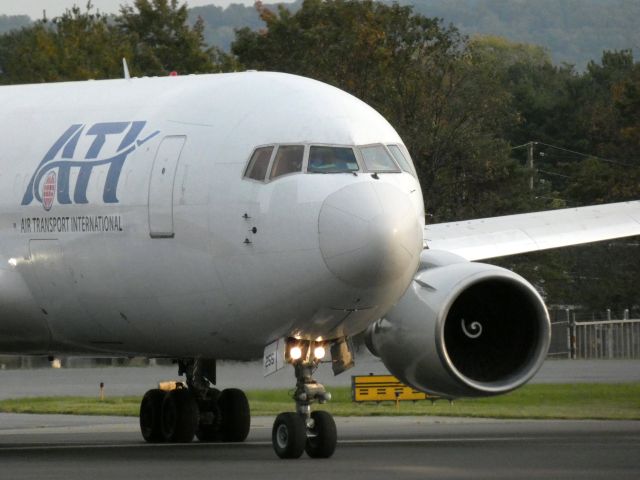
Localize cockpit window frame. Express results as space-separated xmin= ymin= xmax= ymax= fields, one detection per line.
xmin=306 ymin=144 xmax=361 ymax=174
xmin=357 ymin=143 xmax=402 ymax=174
xmin=242 ymin=144 xmax=308 ymax=184
xmin=268 ymin=144 xmax=307 ymax=181
xmin=387 ymin=143 xmax=418 ymax=177
xmin=245 ymin=142 xmax=415 ymax=183
xmin=242 ymin=145 xmax=276 ymax=183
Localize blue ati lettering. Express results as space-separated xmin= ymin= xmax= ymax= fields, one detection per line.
xmin=22 ymin=121 xmax=160 ymax=210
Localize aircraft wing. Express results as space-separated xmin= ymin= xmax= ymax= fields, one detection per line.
xmin=423 ymin=201 xmax=640 ymax=261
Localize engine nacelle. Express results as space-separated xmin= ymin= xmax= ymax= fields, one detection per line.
xmin=366 ymin=250 xmax=550 ymax=398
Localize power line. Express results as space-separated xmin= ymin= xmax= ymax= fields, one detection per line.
xmin=534 ymin=142 xmax=635 ymax=167
xmin=511 ymin=142 xmax=534 ymax=150
xmin=510 ymin=141 xmax=635 ymax=193
xmin=537 ymin=169 xmax=571 ymax=179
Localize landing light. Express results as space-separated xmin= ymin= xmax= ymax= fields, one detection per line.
xmin=313 ymin=346 xmax=326 ymax=360
xmin=290 ymin=346 xmax=303 ymax=360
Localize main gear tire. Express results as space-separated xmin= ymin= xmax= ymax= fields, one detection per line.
xmin=140 ymin=389 xmax=164 ymax=443
xmin=218 ymin=388 xmax=251 ymax=442
xmin=196 ymin=388 xmax=221 ymax=442
xmin=160 ymin=389 xmax=198 ymax=443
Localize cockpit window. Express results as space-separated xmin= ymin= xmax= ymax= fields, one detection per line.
xmin=270 ymin=145 xmax=304 ymax=179
xmin=359 ymin=145 xmax=401 ymax=173
xmin=308 ymin=146 xmax=359 ymax=173
xmin=244 ymin=146 xmax=274 ymax=181
xmin=387 ymin=144 xmax=417 ymax=176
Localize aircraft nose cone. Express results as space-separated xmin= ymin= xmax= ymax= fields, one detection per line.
xmin=319 ymin=182 xmax=423 ymax=288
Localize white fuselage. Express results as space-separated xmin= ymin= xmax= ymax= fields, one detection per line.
xmin=0 ymin=72 xmax=425 ymax=360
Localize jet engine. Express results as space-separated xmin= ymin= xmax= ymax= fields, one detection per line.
xmin=365 ymin=250 xmax=550 ymax=398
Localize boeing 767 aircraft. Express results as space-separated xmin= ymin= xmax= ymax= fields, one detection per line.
xmin=1 ymin=72 xmax=639 ymax=458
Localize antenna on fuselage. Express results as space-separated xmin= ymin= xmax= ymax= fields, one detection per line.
xmin=122 ymin=58 xmax=131 ymax=80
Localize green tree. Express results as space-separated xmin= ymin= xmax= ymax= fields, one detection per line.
xmin=615 ymin=65 xmax=640 ymax=152
xmin=50 ymin=5 xmax=133 ymax=81
xmin=0 ymin=5 xmax=131 ymax=84
xmin=0 ymin=1 xmax=234 ymax=84
xmin=556 ymin=51 xmax=640 ymax=206
xmin=117 ymin=0 xmax=221 ymax=75
xmin=470 ymin=36 xmax=576 ymax=147
xmin=0 ymin=22 xmax=54 ymax=84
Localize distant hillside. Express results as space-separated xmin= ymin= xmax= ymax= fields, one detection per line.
xmin=399 ymin=0 xmax=640 ymax=69
xmin=188 ymin=0 xmax=640 ymax=69
xmin=0 ymin=15 xmax=31 ymax=34
xmin=188 ymin=3 xmax=264 ymax=52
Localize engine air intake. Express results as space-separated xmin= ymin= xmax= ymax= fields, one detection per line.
xmin=443 ymin=278 xmax=545 ymax=385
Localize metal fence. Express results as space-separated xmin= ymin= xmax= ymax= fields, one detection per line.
xmin=548 ymin=309 xmax=640 ymax=359
xmin=548 ymin=319 xmax=571 ymax=358
xmin=571 ymin=319 xmax=640 ymax=359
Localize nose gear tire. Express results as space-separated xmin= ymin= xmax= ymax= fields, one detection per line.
xmin=272 ymin=412 xmax=306 ymax=459
xmin=305 ymin=411 xmax=337 ymax=458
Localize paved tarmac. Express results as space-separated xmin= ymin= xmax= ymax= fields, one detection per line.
xmin=0 ymin=414 xmax=638 ymax=480
xmin=1 ymin=357 xmax=639 ymax=400
xmin=0 ymin=359 xmax=638 ymax=479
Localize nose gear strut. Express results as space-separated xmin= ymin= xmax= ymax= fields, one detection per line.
xmin=271 ymin=342 xmax=337 ymax=459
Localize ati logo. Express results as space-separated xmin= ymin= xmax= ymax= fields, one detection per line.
xmin=22 ymin=121 xmax=159 ymax=210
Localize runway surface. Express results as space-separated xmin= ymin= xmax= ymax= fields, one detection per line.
xmin=0 ymin=414 xmax=638 ymax=480
xmin=1 ymin=358 xmax=639 ymax=400
xmin=1 ymin=360 xmax=638 ymax=478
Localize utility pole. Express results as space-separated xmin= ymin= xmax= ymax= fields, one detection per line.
xmin=510 ymin=141 xmax=538 ymax=191
xmin=527 ymin=141 xmax=535 ymax=191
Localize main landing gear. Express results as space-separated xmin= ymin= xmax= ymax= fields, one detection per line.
xmin=139 ymin=359 xmax=250 ymax=444
xmin=272 ymin=341 xmax=337 ymax=459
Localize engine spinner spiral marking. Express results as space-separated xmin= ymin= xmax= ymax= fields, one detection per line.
xmin=461 ymin=318 xmax=483 ymax=339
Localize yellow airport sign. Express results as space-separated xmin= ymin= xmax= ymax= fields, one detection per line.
xmin=351 ymin=374 xmax=435 ymax=402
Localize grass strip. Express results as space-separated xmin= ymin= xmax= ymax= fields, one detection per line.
xmin=0 ymin=383 xmax=638 ymax=420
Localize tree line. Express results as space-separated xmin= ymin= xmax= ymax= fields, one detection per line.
xmin=0 ymin=0 xmax=638 ymax=315
xmin=4 ymin=0 xmax=640 ymax=70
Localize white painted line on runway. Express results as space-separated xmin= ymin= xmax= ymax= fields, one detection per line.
xmin=0 ymin=425 xmax=137 ymax=435
xmin=0 ymin=436 xmax=567 ymax=452
xmin=340 ymin=436 xmax=640 ymax=446
xmin=0 ymin=442 xmax=260 ymax=452
xmin=342 ymin=437 xmax=527 ymax=444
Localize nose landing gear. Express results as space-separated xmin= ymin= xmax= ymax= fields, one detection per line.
xmin=272 ymin=343 xmax=337 ymax=459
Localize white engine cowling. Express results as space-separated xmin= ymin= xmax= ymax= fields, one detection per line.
xmin=366 ymin=250 xmax=551 ymax=398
